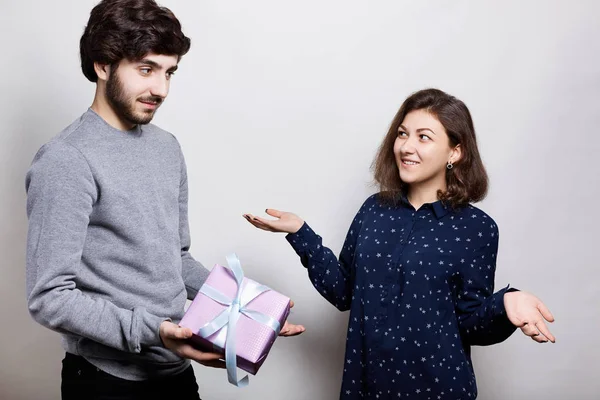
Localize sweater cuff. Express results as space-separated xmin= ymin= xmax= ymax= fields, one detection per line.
xmin=134 ymin=307 xmax=171 ymax=352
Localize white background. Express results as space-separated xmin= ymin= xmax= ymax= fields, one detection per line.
xmin=1 ymin=1 xmax=599 ymax=399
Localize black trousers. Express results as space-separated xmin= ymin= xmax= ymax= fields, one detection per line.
xmin=61 ymin=353 xmax=202 ymax=400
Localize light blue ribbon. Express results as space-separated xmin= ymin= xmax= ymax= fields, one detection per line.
xmin=196 ymin=254 xmax=281 ymax=387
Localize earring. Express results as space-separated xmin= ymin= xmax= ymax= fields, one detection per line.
xmin=446 ymin=161 xmax=453 ymax=170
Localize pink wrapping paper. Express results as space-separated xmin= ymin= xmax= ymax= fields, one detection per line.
xmin=179 ymin=264 xmax=291 ymax=375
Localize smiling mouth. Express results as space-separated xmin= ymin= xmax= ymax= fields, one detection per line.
xmin=139 ymin=100 xmax=159 ymax=109
xmin=401 ymin=160 xmax=420 ymax=166
xmin=139 ymin=96 xmax=162 ymax=104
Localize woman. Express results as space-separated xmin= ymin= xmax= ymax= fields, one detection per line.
xmin=244 ymin=88 xmax=555 ymax=399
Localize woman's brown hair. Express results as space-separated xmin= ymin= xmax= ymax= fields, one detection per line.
xmin=372 ymin=88 xmax=488 ymax=207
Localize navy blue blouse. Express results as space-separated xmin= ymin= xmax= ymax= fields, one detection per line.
xmin=286 ymin=193 xmax=517 ymax=399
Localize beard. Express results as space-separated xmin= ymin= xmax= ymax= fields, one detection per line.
xmin=105 ymin=69 xmax=163 ymax=126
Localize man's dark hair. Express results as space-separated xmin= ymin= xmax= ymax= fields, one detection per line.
xmin=80 ymin=0 xmax=191 ymax=82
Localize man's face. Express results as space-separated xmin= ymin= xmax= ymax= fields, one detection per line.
xmin=105 ymin=53 xmax=179 ymax=126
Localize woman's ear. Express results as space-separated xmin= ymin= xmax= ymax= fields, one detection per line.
xmin=449 ymin=144 xmax=462 ymax=165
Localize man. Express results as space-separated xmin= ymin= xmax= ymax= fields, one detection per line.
xmin=25 ymin=1 xmax=304 ymax=398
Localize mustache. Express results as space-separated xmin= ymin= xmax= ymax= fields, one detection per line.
xmin=138 ymin=96 xmax=163 ymax=105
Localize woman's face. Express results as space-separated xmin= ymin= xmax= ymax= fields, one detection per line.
xmin=393 ymin=109 xmax=460 ymax=190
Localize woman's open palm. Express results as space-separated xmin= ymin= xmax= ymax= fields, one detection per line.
xmin=243 ymin=209 xmax=304 ymax=234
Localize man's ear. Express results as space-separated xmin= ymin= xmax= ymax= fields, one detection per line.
xmin=94 ymin=62 xmax=110 ymax=82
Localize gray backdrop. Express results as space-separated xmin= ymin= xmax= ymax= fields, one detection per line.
xmin=1 ymin=0 xmax=598 ymax=399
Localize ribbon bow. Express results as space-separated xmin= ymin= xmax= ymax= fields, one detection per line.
xmin=196 ymin=254 xmax=281 ymax=387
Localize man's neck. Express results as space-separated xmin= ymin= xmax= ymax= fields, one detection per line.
xmin=90 ymin=90 xmax=135 ymax=131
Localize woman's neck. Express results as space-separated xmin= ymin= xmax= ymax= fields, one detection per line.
xmin=407 ymin=179 xmax=446 ymax=210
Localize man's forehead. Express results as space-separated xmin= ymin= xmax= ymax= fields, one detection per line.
xmin=134 ymin=53 xmax=179 ymax=68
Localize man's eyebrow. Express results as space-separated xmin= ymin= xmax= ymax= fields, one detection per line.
xmin=138 ymin=59 xmax=178 ymax=72
xmin=138 ymin=59 xmax=161 ymax=68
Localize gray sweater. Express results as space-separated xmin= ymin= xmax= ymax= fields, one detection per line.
xmin=25 ymin=108 xmax=210 ymax=380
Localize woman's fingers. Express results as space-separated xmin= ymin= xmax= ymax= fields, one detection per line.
xmin=253 ymin=215 xmax=279 ymax=228
xmin=535 ymin=320 xmax=555 ymax=343
xmin=243 ymin=214 xmax=275 ymax=231
xmin=520 ymin=322 xmax=540 ymax=337
xmin=265 ymin=208 xmax=284 ymax=218
xmin=537 ymin=301 xmax=555 ymax=323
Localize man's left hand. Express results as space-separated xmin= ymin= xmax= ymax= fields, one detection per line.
xmin=279 ymin=300 xmax=305 ymax=337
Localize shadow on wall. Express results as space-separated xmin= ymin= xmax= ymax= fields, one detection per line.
xmin=0 ymin=100 xmax=81 ymax=400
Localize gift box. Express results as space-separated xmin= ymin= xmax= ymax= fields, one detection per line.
xmin=179 ymin=254 xmax=290 ymax=386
